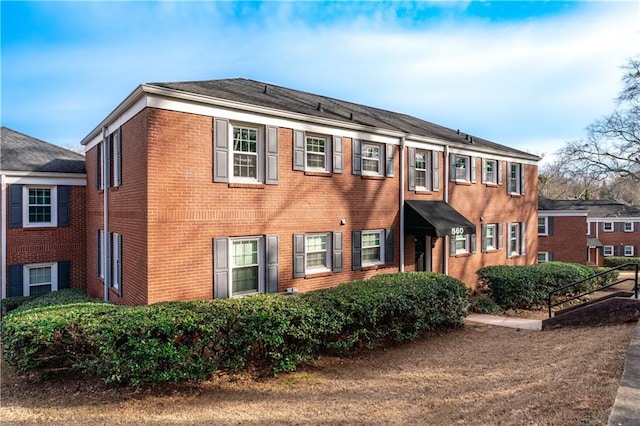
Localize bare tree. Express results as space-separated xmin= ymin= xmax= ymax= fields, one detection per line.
xmin=560 ymin=55 xmax=640 ymax=183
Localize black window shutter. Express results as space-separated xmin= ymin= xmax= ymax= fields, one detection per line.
xmin=549 ymin=252 xmax=554 ymax=261
xmin=95 ymin=146 xmax=101 ymax=190
xmin=352 ymin=231 xmax=362 ymax=270
xmin=432 ymin=151 xmax=440 ymax=191
xmin=116 ymin=235 xmax=123 ymax=297
xmin=385 ymin=228 xmax=394 ymax=265
xmin=9 ymin=184 xmax=23 ymax=228
xmin=470 ymin=157 xmax=477 ymax=183
xmin=114 ymin=127 xmax=122 ymax=187
xmin=333 ymin=136 xmax=343 ymax=173
xmin=470 ymin=233 xmax=477 ymax=254
xmin=333 ymin=232 xmax=343 ymax=272
xmin=520 ymin=164 xmax=525 ymax=195
xmin=293 ymin=130 xmax=305 ymax=171
xmin=497 ymin=161 xmax=503 ymax=185
xmin=58 ymin=261 xmax=71 ymax=290
xmin=265 ymin=126 xmax=279 ymax=185
xmin=213 ymin=118 xmax=229 ymax=183
xmin=57 ymin=185 xmax=70 ymax=227
xmin=481 ymin=224 xmax=487 ymax=252
xmin=9 ymin=264 xmax=23 ymax=297
xmin=96 ymin=230 xmax=101 ymax=277
xmin=521 ymin=222 xmax=527 ymax=255
xmin=386 ymin=144 xmax=395 ymax=177
xmin=352 ymin=139 xmax=362 ymax=175
xmin=266 ymin=235 xmax=279 ymax=293
xmin=498 ymin=223 xmax=504 ymax=250
xmin=293 ymin=234 xmax=305 ymax=278
xmin=213 ymin=238 xmax=229 ymax=299
xmin=548 ymin=217 xmax=554 ymax=236
xmin=481 ymin=158 xmax=487 ymax=184
xmin=408 ymin=147 xmax=416 ymax=191
xmin=449 ymin=153 xmax=456 ymax=182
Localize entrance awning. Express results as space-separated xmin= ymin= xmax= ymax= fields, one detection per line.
xmin=405 ymin=200 xmax=476 ymax=237
xmin=587 ymin=238 xmax=603 ymax=248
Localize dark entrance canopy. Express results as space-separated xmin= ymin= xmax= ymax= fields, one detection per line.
xmin=405 ymin=200 xmax=476 ymax=237
xmin=587 ymin=238 xmax=603 ymax=248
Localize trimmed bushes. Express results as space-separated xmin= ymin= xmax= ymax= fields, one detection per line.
xmin=604 ymin=256 xmax=640 ymax=269
xmin=477 ymin=262 xmax=618 ymax=309
xmin=1 ymin=272 xmax=467 ymax=386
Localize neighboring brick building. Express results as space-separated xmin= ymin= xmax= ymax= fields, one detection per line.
xmin=1 ymin=127 xmax=86 ymax=299
xmin=538 ymin=197 xmax=640 ymax=266
xmin=80 ymin=79 xmax=539 ymax=305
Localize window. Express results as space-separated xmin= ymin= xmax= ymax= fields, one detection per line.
xmin=508 ymin=163 xmax=521 ymax=194
xmin=482 ymin=159 xmax=498 ymax=184
xmin=305 ymin=234 xmax=331 ymax=272
xmin=415 ymin=149 xmax=430 ymax=189
xmin=23 ymin=186 xmax=57 ymax=227
xmin=362 ymin=143 xmax=382 ymax=175
xmin=538 ymin=217 xmax=548 ymax=235
xmin=24 ymin=263 xmax=58 ymax=297
xmin=624 ymin=222 xmax=634 ymax=232
xmin=232 ymin=126 xmax=259 ymax=180
xmin=231 ymin=238 xmax=263 ymax=296
xmin=112 ymin=233 xmax=122 ymax=294
xmin=537 ymin=252 xmax=550 ymax=263
xmin=306 ymin=135 xmax=328 ymax=170
xmin=95 ymin=143 xmax=103 ymax=190
xmin=603 ymin=222 xmax=614 ymax=232
xmin=508 ymin=222 xmax=526 ymax=257
xmin=603 ymin=245 xmax=614 ymax=256
xmin=483 ymin=224 xmax=497 ymax=251
xmin=453 ymin=155 xmax=470 ymax=181
xmin=362 ymin=230 xmax=384 ymax=265
xmin=454 ymin=233 xmax=470 ymax=254
xmin=624 ymin=246 xmax=635 ymax=257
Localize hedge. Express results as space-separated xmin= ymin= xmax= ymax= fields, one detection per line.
xmin=476 ymin=262 xmax=619 ymax=309
xmin=1 ymin=272 xmax=468 ymax=386
xmin=603 ymin=256 xmax=640 ymax=269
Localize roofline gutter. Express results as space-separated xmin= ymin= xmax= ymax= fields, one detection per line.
xmin=80 ymin=84 xmax=541 ymax=162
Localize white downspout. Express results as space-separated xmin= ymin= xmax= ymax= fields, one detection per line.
xmin=594 ymin=221 xmax=599 ymax=266
xmin=102 ymin=127 xmax=110 ymax=301
xmin=399 ymin=137 xmax=406 ymax=272
xmin=1 ymin=174 xmax=6 ymax=300
xmin=443 ymin=145 xmax=450 ymax=276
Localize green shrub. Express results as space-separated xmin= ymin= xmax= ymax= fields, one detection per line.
xmin=604 ymin=256 xmax=640 ymax=269
xmin=476 ymin=262 xmax=615 ymax=310
xmin=468 ymin=295 xmax=501 ymax=314
xmin=1 ymin=272 xmax=468 ymax=386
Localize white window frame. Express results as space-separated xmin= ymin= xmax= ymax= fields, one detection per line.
xmin=23 ymin=262 xmax=58 ymax=297
xmin=483 ymin=159 xmax=498 ymax=184
xmin=454 ymin=233 xmax=471 ymax=255
xmin=484 ymin=224 xmax=497 ymax=251
xmin=603 ymin=222 xmax=614 ymax=232
xmin=509 ymin=223 xmax=521 ymax=257
xmin=624 ymin=246 xmax=635 ymax=257
xmin=305 ymin=233 xmax=332 ymax=273
xmin=23 ymin=186 xmax=57 ymax=228
xmin=414 ymin=149 xmax=431 ymax=190
xmin=586 ymin=222 xmax=591 ymax=235
xmin=508 ymin=163 xmax=521 ymax=194
xmin=112 ymin=233 xmax=122 ymax=292
xmin=538 ymin=217 xmax=548 ymax=236
xmin=362 ymin=142 xmax=383 ymax=176
xmin=230 ymin=124 xmax=261 ymax=183
xmin=603 ymin=245 xmax=614 ymax=256
xmin=305 ymin=134 xmax=329 ymax=171
xmin=623 ymin=222 xmax=634 ymax=232
xmin=229 ymin=236 xmax=265 ymax=297
xmin=453 ymin=155 xmax=470 ymax=182
xmin=112 ymin=131 xmax=121 ymax=187
xmin=537 ymin=252 xmax=550 ymax=263
xmin=362 ymin=229 xmax=385 ymax=266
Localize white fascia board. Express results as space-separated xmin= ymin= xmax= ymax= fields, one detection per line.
xmin=588 ymin=217 xmax=640 ymax=222
xmin=539 ymin=210 xmax=588 ymax=217
xmin=5 ymin=172 xmax=87 ymax=186
xmin=403 ymin=140 xmax=445 ymax=152
xmin=84 ymin=94 xmax=148 ymax=151
xmin=448 ymin=146 xmax=539 ymax=166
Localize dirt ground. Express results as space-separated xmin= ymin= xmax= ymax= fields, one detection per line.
xmin=1 ymin=321 xmax=635 ymax=426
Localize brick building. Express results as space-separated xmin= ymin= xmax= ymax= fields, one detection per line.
xmin=80 ymin=79 xmax=539 ymax=305
xmin=538 ymin=197 xmax=640 ymax=266
xmin=1 ymin=127 xmax=86 ymax=298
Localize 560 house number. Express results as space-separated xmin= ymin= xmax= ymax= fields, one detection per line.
xmin=450 ymin=227 xmax=465 ymax=235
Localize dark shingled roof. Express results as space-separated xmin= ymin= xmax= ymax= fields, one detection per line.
xmin=147 ymin=78 xmax=539 ymax=160
xmin=538 ymin=197 xmax=640 ymax=219
xmin=1 ymin=127 xmax=85 ymax=174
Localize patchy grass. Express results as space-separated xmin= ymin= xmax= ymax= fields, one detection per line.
xmin=1 ymin=322 xmax=634 ymax=425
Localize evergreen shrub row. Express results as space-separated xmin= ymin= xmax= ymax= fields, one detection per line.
xmin=1 ymin=272 xmax=468 ymax=386
xmin=603 ymin=256 xmax=640 ymax=269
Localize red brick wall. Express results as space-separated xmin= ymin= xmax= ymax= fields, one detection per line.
xmin=6 ymin=184 xmax=86 ymax=294
xmin=538 ymin=216 xmax=587 ymax=264
xmin=592 ymin=221 xmax=640 ymax=266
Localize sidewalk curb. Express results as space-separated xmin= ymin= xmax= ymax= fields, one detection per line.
xmin=608 ymin=319 xmax=640 ymax=426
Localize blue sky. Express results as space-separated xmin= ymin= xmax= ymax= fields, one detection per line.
xmin=2 ymin=1 xmax=639 ymax=162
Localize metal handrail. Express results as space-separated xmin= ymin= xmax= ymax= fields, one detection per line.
xmin=547 ymin=263 xmax=639 ymax=318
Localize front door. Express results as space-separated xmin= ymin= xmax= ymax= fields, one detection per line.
xmin=415 ymin=235 xmax=432 ymax=272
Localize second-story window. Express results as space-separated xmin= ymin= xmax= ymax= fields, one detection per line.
xmin=233 ymin=126 xmax=259 ymax=180
xmin=362 ymin=143 xmax=382 ymax=175
xmin=507 ymin=162 xmax=525 ymax=195
xmin=454 ymin=155 xmax=469 ymax=181
xmin=482 ymin=159 xmax=498 ymax=184
xmin=415 ymin=150 xmax=429 ymax=189
xmin=603 ymin=222 xmax=614 ymax=232
xmin=306 ymin=135 xmax=327 ymax=170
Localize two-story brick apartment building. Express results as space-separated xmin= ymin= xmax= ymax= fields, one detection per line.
xmin=79 ymin=79 xmax=539 ymax=305
xmin=1 ymin=127 xmax=86 ymax=299
xmin=538 ymin=197 xmax=640 ymax=266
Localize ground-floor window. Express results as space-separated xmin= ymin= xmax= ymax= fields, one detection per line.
xmin=537 ymin=252 xmax=550 ymax=263
xmin=362 ymin=230 xmax=384 ymax=265
xmin=624 ymin=246 xmax=635 ymax=257
xmin=24 ymin=263 xmax=58 ymax=297
xmin=603 ymin=245 xmax=614 ymax=256
xmin=231 ymin=238 xmax=262 ymax=296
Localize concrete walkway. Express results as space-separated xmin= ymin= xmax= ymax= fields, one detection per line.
xmin=608 ymin=319 xmax=640 ymax=426
xmin=465 ymin=313 xmax=542 ymax=331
